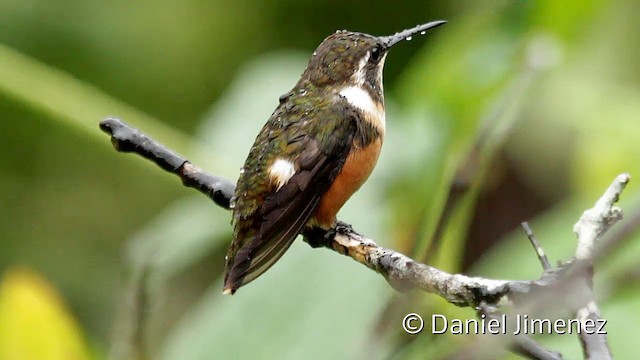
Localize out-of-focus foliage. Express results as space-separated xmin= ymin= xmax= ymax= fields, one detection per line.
xmin=0 ymin=268 xmax=93 ymax=360
xmin=0 ymin=0 xmax=639 ymax=359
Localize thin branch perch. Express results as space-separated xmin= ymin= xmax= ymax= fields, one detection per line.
xmin=99 ymin=117 xmax=553 ymax=307
xmin=99 ymin=119 xmax=235 ymax=209
xmin=521 ymin=222 xmax=552 ymax=271
xmin=100 ymin=117 xmax=630 ymax=360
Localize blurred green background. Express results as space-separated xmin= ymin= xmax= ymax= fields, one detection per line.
xmin=1 ymin=0 xmax=639 ymax=359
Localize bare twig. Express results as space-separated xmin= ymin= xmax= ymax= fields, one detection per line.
xmin=511 ymin=335 xmax=564 ymax=360
xmin=476 ymin=303 xmax=563 ymax=360
xmin=109 ymin=255 xmax=153 ymax=360
xmin=573 ymin=174 xmax=628 ymax=261
xmin=521 ymin=222 xmax=552 ymax=271
xmin=596 ymin=198 xmax=640 ymax=259
xmin=569 ymin=174 xmax=628 ymax=360
xmin=99 ymin=118 xmax=235 ymax=209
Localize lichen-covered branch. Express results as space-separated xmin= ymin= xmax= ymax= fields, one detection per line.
xmin=573 ymin=174 xmax=628 ymax=261
xmin=569 ymin=174 xmax=628 ymax=360
xmin=304 ymin=222 xmax=553 ymax=307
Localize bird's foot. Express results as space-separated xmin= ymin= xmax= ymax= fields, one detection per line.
xmin=303 ymin=227 xmax=330 ymax=248
xmin=303 ymin=221 xmax=353 ymax=248
xmin=334 ymin=221 xmax=354 ymax=236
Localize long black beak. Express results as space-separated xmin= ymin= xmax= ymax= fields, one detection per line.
xmin=379 ymin=20 xmax=447 ymax=48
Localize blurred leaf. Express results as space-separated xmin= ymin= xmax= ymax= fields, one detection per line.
xmin=0 ymin=268 xmax=93 ymax=360
xmin=128 ymin=195 xmax=231 ymax=279
xmin=0 ymin=43 xmax=193 ymax=154
xmin=531 ymin=0 xmax=610 ymax=42
xmin=161 ymin=242 xmax=392 ymax=360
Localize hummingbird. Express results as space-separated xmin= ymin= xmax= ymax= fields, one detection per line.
xmin=223 ymin=20 xmax=446 ymax=294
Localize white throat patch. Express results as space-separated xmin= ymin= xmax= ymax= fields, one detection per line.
xmin=339 ymin=86 xmax=386 ymax=132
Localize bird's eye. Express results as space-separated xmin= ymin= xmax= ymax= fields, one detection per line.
xmin=370 ymin=47 xmax=381 ymax=62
